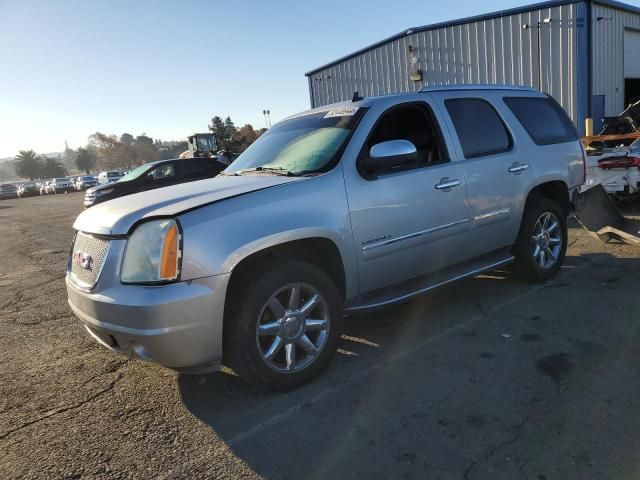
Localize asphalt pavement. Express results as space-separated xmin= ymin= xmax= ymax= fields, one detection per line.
xmin=1 ymin=192 xmax=640 ymax=479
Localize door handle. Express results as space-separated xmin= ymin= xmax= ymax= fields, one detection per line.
xmin=435 ymin=178 xmax=462 ymax=190
xmin=508 ymin=162 xmax=529 ymax=174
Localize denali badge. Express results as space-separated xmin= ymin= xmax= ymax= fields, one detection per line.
xmin=74 ymin=252 xmax=93 ymax=270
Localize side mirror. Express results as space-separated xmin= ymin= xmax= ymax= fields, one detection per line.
xmin=363 ymin=140 xmax=417 ymax=172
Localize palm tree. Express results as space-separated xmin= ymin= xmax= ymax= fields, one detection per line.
xmin=14 ymin=150 xmax=43 ymax=180
xmin=40 ymin=157 xmax=68 ymax=178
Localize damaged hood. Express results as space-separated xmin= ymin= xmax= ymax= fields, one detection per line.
xmin=73 ymin=175 xmax=303 ymax=235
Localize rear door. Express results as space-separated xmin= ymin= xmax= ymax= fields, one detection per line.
xmin=342 ymin=96 xmax=473 ymax=294
xmin=433 ymin=92 xmax=534 ymax=256
xmin=179 ymin=158 xmax=224 ymax=182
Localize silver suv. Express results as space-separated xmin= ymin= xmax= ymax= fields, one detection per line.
xmin=66 ymin=85 xmax=585 ymax=390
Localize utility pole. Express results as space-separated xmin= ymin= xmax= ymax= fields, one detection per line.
xmin=262 ymin=109 xmax=272 ymax=128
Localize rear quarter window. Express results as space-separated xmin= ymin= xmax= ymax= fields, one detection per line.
xmin=504 ymin=97 xmax=578 ymax=146
xmin=445 ymin=98 xmax=512 ymax=159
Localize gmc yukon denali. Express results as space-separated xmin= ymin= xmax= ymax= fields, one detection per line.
xmin=66 ymin=85 xmax=585 ymax=391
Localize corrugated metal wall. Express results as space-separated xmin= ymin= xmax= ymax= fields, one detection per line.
xmin=308 ymin=3 xmax=580 ymax=124
xmin=593 ymin=3 xmax=640 ymax=116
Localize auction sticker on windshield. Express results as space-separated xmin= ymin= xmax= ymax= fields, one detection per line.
xmin=324 ymin=106 xmax=359 ymax=118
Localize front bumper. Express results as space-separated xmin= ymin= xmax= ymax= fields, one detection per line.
xmin=66 ymin=272 xmax=231 ymax=371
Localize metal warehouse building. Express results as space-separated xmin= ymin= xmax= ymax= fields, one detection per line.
xmin=305 ymin=0 xmax=640 ymax=135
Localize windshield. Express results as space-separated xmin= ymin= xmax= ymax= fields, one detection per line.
xmin=225 ymin=109 xmax=363 ymax=175
xmin=118 ymin=164 xmax=152 ymax=182
xmin=196 ymin=135 xmax=214 ymax=152
xmin=107 ymin=171 xmax=122 ymax=178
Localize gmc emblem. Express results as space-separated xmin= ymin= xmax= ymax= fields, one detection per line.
xmin=73 ymin=252 xmax=93 ymax=270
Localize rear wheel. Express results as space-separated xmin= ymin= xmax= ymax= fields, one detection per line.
xmin=224 ymin=259 xmax=343 ymax=391
xmin=513 ymin=196 xmax=567 ymax=281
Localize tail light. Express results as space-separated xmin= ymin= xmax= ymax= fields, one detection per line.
xmin=580 ymin=142 xmax=588 ymax=183
xmin=597 ymin=156 xmax=640 ymax=169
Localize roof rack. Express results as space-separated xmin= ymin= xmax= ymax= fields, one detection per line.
xmin=419 ymin=84 xmax=536 ymax=93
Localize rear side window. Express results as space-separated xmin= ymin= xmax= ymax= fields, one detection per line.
xmin=504 ymin=97 xmax=578 ymax=146
xmin=445 ymin=98 xmax=512 ymax=159
xmin=181 ymin=159 xmax=206 ymax=179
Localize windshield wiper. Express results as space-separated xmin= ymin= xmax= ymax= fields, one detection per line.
xmin=236 ymin=166 xmax=297 ymax=176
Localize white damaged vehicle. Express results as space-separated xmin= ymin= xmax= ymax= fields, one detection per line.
xmin=584 ymin=139 xmax=640 ymax=201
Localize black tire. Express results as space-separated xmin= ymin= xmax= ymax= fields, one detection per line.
xmin=224 ymin=259 xmax=343 ymax=392
xmin=513 ymin=195 xmax=568 ymax=282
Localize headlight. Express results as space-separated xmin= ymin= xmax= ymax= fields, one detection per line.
xmin=121 ymin=219 xmax=181 ymax=284
xmin=95 ymin=188 xmax=114 ymax=196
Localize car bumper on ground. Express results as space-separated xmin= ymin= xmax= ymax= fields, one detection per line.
xmin=66 ymin=273 xmax=230 ymax=371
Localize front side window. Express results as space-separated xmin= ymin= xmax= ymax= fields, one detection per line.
xmin=147 ymin=163 xmax=175 ymax=181
xmin=504 ymin=97 xmax=578 ymax=146
xmin=119 ymin=164 xmax=152 ymax=182
xmin=362 ymin=103 xmax=448 ymax=174
xmin=445 ymin=98 xmax=512 ymax=159
xmin=225 ymin=109 xmax=364 ymax=176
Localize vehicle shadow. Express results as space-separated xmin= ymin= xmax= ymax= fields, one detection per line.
xmin=176 ymin=251 xmax=640 ymax=477
xmin=178 ymin=254 xmax=584 ymax=403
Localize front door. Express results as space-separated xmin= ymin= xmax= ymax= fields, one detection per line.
xmin=343 ymin=99 xmax=472 ymax=294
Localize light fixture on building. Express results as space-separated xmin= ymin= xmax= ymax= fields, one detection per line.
xmin=409 ymin=69 xmax=423 ymax=82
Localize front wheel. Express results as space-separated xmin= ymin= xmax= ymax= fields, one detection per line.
xmin=224 ymin=260 xmax=343 ymax=391
xmin=513 ymin=196 xmax=568 ymax=281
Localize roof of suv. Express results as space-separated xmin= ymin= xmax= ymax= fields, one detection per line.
xmin=286 ymin=84 xmax=542 ymax=121
xmin=419 ymin=84 xmax=536 ymax=93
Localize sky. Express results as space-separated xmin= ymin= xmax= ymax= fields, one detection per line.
xmin=0 ymin=0 xmax=534 ymax=158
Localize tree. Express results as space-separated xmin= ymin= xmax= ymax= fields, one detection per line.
xmin=209 ymin=116 xmax=228 ymax=149
xmin=14 ymin=150 xmax=43 ymax=180
xmin=88 ymin=132 xmax=119 ymax=170
xmin=133 ymin=134 xmax=158 ymax=164
xmin=40 ymin=157 xmax=67 ymax=178
xmin=230 ymin=124 xmax=262 ymax=152
xmin=75 ymin=147 xmax=96 ymax=174
xmin=120 ymin=133 xmax=134 ymax=145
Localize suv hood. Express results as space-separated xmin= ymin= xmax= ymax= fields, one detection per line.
xmin=87 ymin=182 xmax=114 ymax=193
xmin=73 ymin=175 xmax=303 ymax=235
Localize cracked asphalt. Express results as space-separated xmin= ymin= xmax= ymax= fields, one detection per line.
xmin=2 ymin=192 xmax=640 ymax=479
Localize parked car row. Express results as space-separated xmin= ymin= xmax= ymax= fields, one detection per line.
xmin=40 ymin=178 xmax=75 ymax=195
xmin=1 ymin=172 xmax=118 ymax=200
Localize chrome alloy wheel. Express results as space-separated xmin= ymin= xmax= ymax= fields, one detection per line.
xmin=256 ymin=283 xmax=330 ymax=373
xmin=531 ymin=212 xmax=562 ymax=269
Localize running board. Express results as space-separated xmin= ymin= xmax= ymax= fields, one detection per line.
xmin=345 ymin=252 xmax=514 ymax=312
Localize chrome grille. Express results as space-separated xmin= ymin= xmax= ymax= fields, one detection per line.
xmin=70 ymin=232 xmax=111 ymax=289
